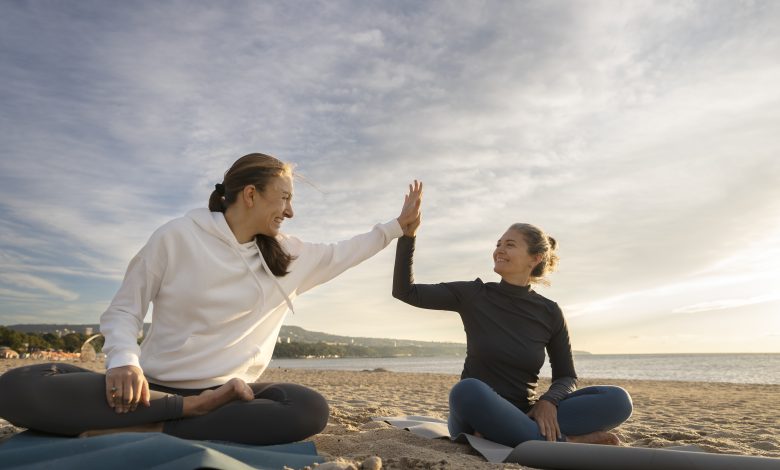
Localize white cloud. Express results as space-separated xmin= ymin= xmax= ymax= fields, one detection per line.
xmin=350 ymin=29 xmax=385 ymax=48
xmin=673 ymin=294 xmax=780 ymax=314
xmin=0 ymin=289 xmax=42 ymax=302
xmin=0 ymin=273 xmax=79 ymax=302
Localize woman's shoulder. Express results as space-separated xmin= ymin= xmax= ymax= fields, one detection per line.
xmin=137 ymin=214 xmax=204 ymax=257
xmin=529 ymin=290 xmax=564 ymax=315
xmin=148 ymin=214 xmax=196 ymax=241
xmin=443 ymin=278 xmax=487 ymax=297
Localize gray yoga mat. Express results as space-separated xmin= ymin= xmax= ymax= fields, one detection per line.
xmin=375 ymin=415 xmax=780 ymax=470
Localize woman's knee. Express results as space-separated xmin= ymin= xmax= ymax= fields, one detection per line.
xmin=601 ymin=386 xmax=633 ymax=423
xmin=0 ymin=365 xmax=43 ymax=424
xmin=449 ymin=378 xmax=493 ymax=414
xmin=285 ymin=384 xmax=329 ymax=436
xmin=0 ymin=365 xmax=37 ymax=401
xmin=305 ymin=388 xmax=329 ymax=435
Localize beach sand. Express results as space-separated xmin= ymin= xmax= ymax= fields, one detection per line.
xmin=1 ymin=358 xmax=779 ymax=469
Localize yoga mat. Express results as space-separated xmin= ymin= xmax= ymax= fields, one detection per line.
xmin=506 ymin=440 xmax=780 ymax=470
xmin=376 ymin=415 xmax=780 ymax=469
xmin=0 ymin=431 xmax=323 ymax=470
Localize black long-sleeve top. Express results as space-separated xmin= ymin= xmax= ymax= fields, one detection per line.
xmin=392 ymin=236 xmax=577 ymax=411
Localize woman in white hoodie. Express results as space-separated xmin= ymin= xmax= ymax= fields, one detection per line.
xmin=0 ymin=153 xmax=422 ymax=445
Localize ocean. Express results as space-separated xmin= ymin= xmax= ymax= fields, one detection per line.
xmin=269 ymin=353 xmax=780 ymax=385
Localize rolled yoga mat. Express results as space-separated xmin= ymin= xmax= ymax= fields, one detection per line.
xmin=376 ymin=415 xmax=780 ymax=469
xmin=504 ymin=440 xmax=780 ymax=470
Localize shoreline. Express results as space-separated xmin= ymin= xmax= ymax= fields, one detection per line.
xmin=2 ymin=359 xmax=779 ymax=468
xmin=269 ymin=353 xmax=780 ymax=385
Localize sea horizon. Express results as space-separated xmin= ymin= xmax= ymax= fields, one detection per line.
xmin=269 ymin=352 xmax=780 ymax=385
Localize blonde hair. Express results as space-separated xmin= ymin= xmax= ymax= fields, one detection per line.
xmin=508 ymin=223 xmax=559 ymax=285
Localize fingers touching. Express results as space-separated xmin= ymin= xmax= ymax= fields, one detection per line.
xmin=399 ymin=180 xmax=423 ymax=236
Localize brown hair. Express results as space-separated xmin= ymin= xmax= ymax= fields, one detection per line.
xmin=209 ymin=153 xmax=296 ymax=276
xmin=509 ymin=223 xmax=559 ymax=285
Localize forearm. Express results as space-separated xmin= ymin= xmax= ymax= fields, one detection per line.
xmin=297 ymin=219 xmax=403 ymax=294
xmin=392 ymin=235 xmax=416 ymax=302
xmin=100 ymin=255 xmax=158 ymax=370
xmin=391 ymin=236 xmax=465 ymax=310
xmin=100 ymin=310 xmax=144 ymax=370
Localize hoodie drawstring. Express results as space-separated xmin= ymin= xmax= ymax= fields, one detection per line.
xmin=258 ymin=247 xmax=296 ymax=314
xmin=203 ymin=209 xmax=296 ymax=315
xmin=233 ymin=244 xmax=296 ymax=315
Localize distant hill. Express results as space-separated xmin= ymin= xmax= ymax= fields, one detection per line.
xmin=4 ymin=323 xmax=591 ymax=355
xmin=277 ymin=325 xmax=467 ymax=349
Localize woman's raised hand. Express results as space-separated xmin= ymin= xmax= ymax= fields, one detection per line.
xmin=397 ymin=180 xmax=423 ymax=237
xmin=105 ymin=365 xmax=151 ymax=413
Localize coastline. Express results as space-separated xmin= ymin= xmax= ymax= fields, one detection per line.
xmin=269 ymin=353 xmax=780 ymax=384
xmin=2 ymin=358 xmax=779 ymax=468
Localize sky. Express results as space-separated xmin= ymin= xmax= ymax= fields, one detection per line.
xmin=1 ymin=1 xmax=778 ymax=354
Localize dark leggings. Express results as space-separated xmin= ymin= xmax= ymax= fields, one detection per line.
xmin=0 ymin=363 xmax=329 ymax=445
xmin=448 ymin=378 xmax=633 ymax=447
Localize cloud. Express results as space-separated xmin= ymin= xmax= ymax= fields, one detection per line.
xmin=0 ymin=273 xmax=79 ymax=302
xmin=0 ymin=289 xmax=42 ymax=302
xmin=673 ymin=294 xmax=780 ymax=314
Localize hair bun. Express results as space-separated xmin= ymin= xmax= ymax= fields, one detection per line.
xmin=548 ymin=236 xmax=557 ymax=250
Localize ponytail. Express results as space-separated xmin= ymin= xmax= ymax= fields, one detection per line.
xmin=208 ymin=184 xmax=226 ymax=212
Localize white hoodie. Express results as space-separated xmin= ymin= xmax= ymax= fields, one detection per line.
xmin=100 ymin=208 xmax=403 ymax=388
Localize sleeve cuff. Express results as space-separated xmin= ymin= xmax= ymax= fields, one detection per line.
xmin=105 ymin=351 xmax=141 ymax=371
xmin=381 ymin=218 xmax=404 ymax=239
xmin=539 ymin=395 xmax=559 ymax=407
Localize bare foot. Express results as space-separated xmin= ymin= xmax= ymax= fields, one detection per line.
xmin=79 ymin=422 xmax=163 ymax=438
xmin=566 ymin=431 xmax=620 ymax=445
xmin=182 ymin=377 xmax=254 ymax=417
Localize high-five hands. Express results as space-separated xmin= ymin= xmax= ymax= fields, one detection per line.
xmin=397 ymin=180 xmax=423 ymax=237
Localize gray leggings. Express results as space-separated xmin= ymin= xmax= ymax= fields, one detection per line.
xmin=0 ymin=363 xmax=329 ymax=445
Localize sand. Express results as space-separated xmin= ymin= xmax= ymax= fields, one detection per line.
xmin=1 ymin=358 xmax=779 ymax=469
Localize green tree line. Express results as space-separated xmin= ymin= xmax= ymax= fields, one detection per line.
xmin=0 ymin=326 xmax=103 ymax=353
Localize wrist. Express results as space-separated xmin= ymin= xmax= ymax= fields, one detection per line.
xmin=539 ymin=396 xmax=558 ymax=407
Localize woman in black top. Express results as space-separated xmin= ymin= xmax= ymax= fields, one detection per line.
xmin=393 ymin=182 xmax=632 ymax=446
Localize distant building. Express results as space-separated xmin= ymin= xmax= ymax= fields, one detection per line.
xmin=84 ymin=327 xmax=93 ymax=336
xmin=0 ymin=347 xmax=21 ymax=359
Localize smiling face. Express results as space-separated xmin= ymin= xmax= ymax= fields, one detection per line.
xmin=493 ymin=228 xmax=542 ymax=284
xmin=252 ymin=174 xmax=294 ymax=236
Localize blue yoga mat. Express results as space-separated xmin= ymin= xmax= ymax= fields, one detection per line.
xmin=0 ymin=431 xmax=324 ymax=470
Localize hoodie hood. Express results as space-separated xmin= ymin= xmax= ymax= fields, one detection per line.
xmin=187 ymin=207 xmax=239 ymax=246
